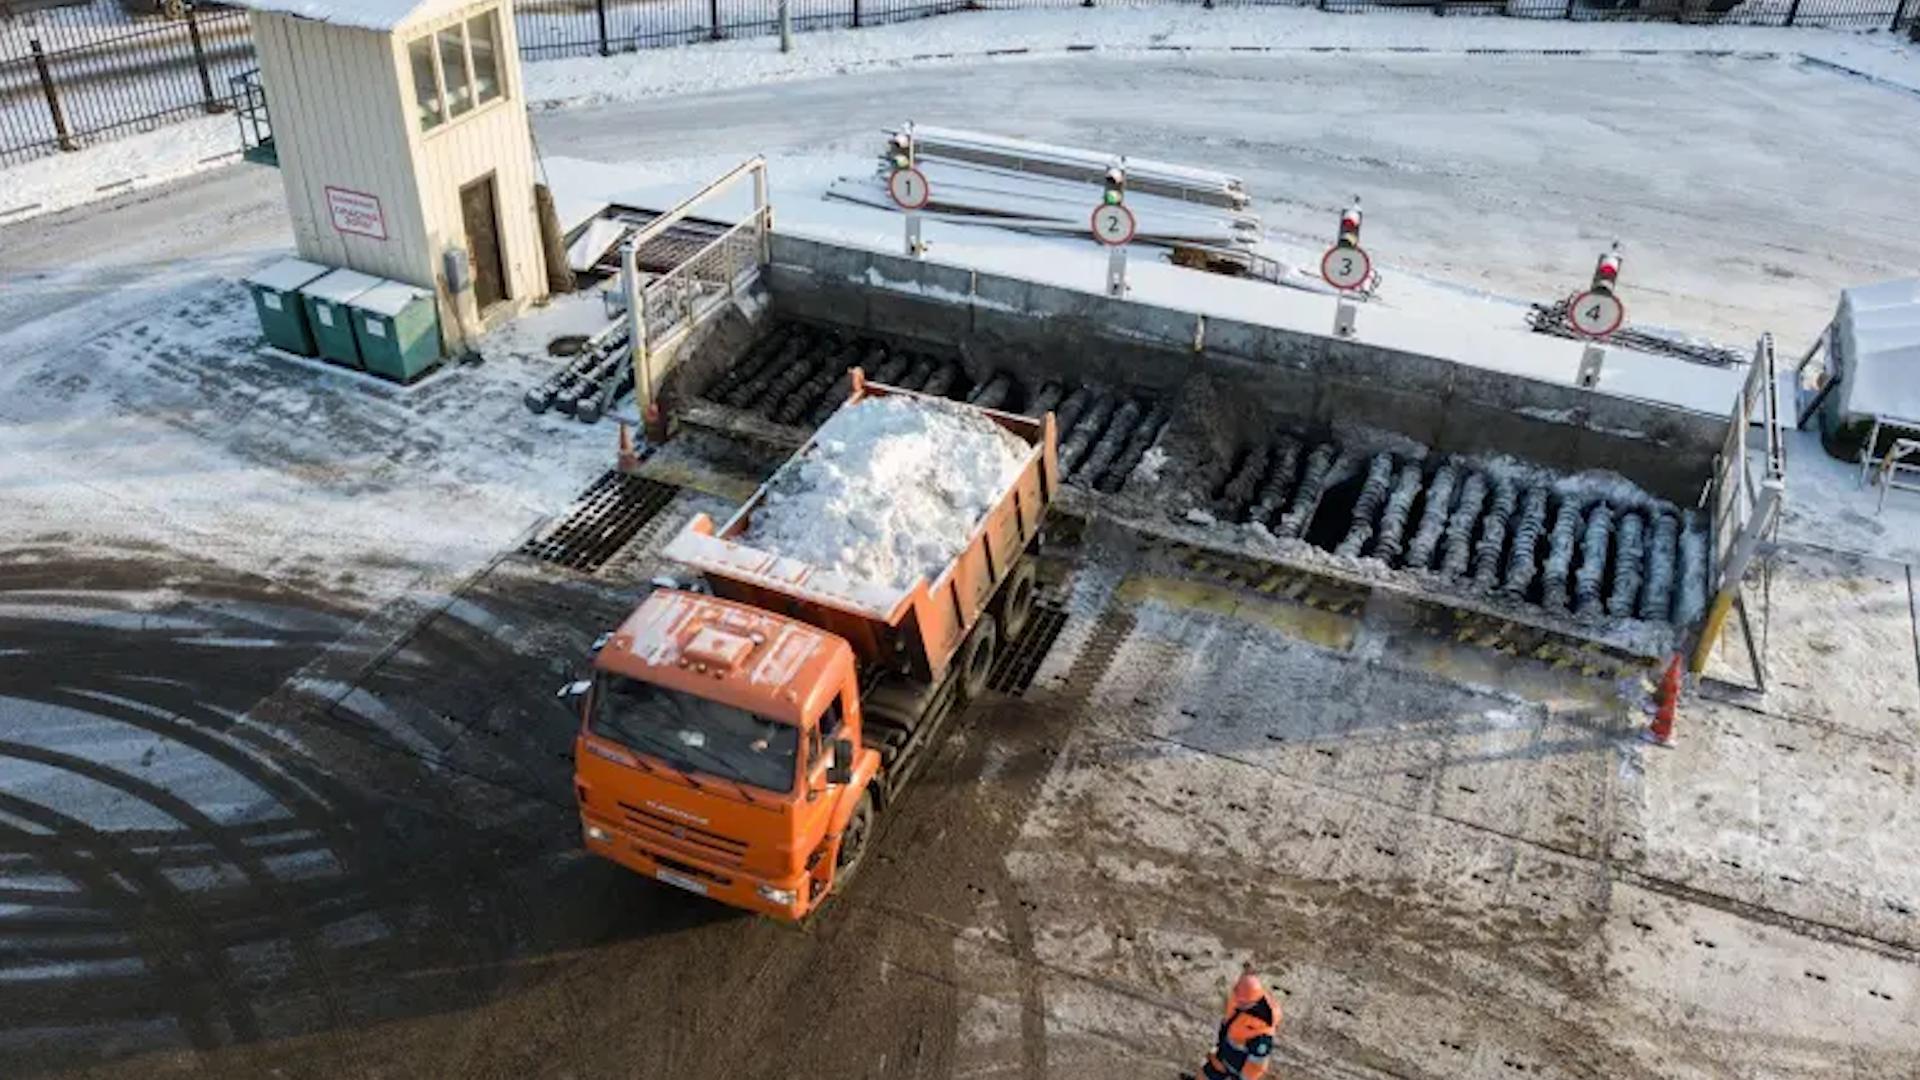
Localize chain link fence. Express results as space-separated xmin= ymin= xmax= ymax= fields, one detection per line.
xmin=3 ymin=0 xmax=1916 ymax=169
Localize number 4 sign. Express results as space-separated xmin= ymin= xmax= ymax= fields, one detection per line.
xmin=1320 ymin=244 xmax=1371 ymax=292
xmin=1567 ymin=289 xmax=1626 ymax=339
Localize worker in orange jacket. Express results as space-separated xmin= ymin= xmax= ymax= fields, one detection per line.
xmin=1180 ymin=965 xmax=1281 ymax=1080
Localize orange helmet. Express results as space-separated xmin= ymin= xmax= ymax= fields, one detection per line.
xmin=1230 ymin=966 xmax=1266 ymax=1009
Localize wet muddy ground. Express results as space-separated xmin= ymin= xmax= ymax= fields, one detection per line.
xmin=5 ymin=493 xmax=1915 ymax=1078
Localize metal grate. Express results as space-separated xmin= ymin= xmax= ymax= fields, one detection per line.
xmin=988 ymin=603 xmax=1069 ymax=697
xmin=520 ymin=472 xmax=679 ymax=572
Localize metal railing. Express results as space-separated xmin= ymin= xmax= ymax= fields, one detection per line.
xmin=5 ymin=0 xmax=1917 ymax=168
xmin=1693 ymin=332 xmax=1785 ymax=675
xmin=620 ymin=155 xmax=772 ymax=412
xmin=229 ymin=65 xmax=271 ymax=164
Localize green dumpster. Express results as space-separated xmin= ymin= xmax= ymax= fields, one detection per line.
xmin=350 ymin=280 xmax=442 ymax=384
xmin=301 ymin=268 xmax=381 ymax=368
xmin=244 ymin=258 xmax=329 ymax=357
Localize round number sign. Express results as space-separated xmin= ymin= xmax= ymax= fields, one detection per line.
xmin=1091 ymin=203 xmax=1136 ymax=247
xmin=1320 ymin=244 xmax=1372 ymax=292
xmin=888 ymin=167 xmax=931 ymax=211
xmin=1567 ymin=289 xmax=1626 ymax=339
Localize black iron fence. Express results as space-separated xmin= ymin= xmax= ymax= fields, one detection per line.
xmin=2 ymin=0 xmax=1916 ymax=170
xmin=2 ymin=2 xmax=254 ymax=167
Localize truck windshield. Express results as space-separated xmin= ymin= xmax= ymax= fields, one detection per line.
xmin=590 ymin=674 xmax=798 ymax=794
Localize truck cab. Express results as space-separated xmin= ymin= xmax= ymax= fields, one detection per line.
xmin=573 ymin=589 xmax=880 ymax=920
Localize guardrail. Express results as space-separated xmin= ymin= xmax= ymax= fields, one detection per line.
xmin=1693 ymin=332 xmax=1785 ymax=677
xmin=619 ymin=155 xmax=771 ymax=413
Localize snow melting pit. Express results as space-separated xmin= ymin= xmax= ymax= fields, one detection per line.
xmin=697 ymin=321 xmax=1168 ymax=495
xmin=1198 ymin=435 xmax=1709 ymax=629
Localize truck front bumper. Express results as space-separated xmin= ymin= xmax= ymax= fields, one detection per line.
xmin=581 ymin=814 xmax=814 ymax=921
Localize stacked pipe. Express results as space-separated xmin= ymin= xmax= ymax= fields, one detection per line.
xmin=826 ymin=125 xmax=1264 ymax=249
xmin=524 ymin=320 xmax=627 ymax=417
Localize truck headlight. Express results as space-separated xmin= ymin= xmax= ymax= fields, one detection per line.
xmin=756 ymin=884 xmax=796 ymax=906
xmin=585 ymin=824 xmax=611 ymax=844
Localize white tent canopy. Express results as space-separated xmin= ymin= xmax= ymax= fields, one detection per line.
xmin=1836 ymin=277 xmax=1920 ymax=427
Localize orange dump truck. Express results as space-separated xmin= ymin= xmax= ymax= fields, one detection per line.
xmin=571 ymin=372 xmax=1058 ymax=919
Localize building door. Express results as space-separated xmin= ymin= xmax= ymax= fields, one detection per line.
xmin=460 ymin=174 xmax=506 ymax=311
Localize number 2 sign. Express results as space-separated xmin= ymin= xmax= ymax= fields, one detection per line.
xmin=1091 ymin=203 xmax=1136 ymax=247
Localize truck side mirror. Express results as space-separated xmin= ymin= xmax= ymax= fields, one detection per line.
xmin=827 ymin=738 xmax=854 ymax=785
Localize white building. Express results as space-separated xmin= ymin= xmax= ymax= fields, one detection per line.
xmin=232 ymin=0 xmax=549 ymax=348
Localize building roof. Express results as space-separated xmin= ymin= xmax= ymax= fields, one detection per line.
xmin=223 ymin=0 xmax=484 ymax=32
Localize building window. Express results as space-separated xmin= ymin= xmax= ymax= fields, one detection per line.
xmin=408 ymin=8 xmax=504 ymax=134
xmin=408 ymin=37 xmax=442 ymax=131
xmin=468 ymin=14 xmax=501 ymax=107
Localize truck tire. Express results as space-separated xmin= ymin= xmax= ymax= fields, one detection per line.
xmin=956 ymin=614 xmax=999 ymax=704
xmin=834 ymin=792 xmax=875 ymax=889
xmin=997 ymin=560 xmax=1038 ymax=643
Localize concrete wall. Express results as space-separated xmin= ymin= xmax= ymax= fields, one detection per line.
xmin=765 ymin=234 xmax=1726 ymax=503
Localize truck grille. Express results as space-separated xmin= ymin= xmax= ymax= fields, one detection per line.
xmin=618 ymin=801 xmax=749 ymax=868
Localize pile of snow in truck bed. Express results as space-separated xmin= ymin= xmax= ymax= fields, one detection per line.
xmin=743 ymin=396 xmax=1030 ymax=591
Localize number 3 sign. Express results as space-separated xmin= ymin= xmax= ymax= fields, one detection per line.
xmin=1320 ymin=244 xmax=1371 ymax=292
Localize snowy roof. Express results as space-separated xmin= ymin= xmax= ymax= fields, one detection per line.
xmin=222 ymin=0 xmax=486 ymax=33
xmin=1836 ymin=278 xmax=1920 ymax=426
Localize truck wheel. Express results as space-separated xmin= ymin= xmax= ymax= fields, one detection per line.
xmin=957 ymin=614 xmax=999 ymax=704
xmin=834 ymin=792 xmax=875 ymax=889
xmin=998 ymin=560 xmax=1038 ymax=643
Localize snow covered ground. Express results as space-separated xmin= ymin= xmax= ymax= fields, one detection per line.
xmin=0 ymin=114 xmax=237 ymax=221
xmin=0 ymin=281 xmax=621 ymax=607
xmin=521 ymin=7 xmax=1920 ymax=108
xmin=8 ymin=6 xmax=1920 ymax=224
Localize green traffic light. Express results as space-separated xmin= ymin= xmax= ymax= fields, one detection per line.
xmin=1104 ymin=190 xmax=1121 ymax=205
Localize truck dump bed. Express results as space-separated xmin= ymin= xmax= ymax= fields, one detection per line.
xmin=664 ymin=371 xmax=1058 ymax=684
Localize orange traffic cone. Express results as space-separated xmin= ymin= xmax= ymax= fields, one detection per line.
xmin=1645 ymin=653 xmax=1683 ymax=746
xmin=616 ymin=421 xmax=638 ymax=473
